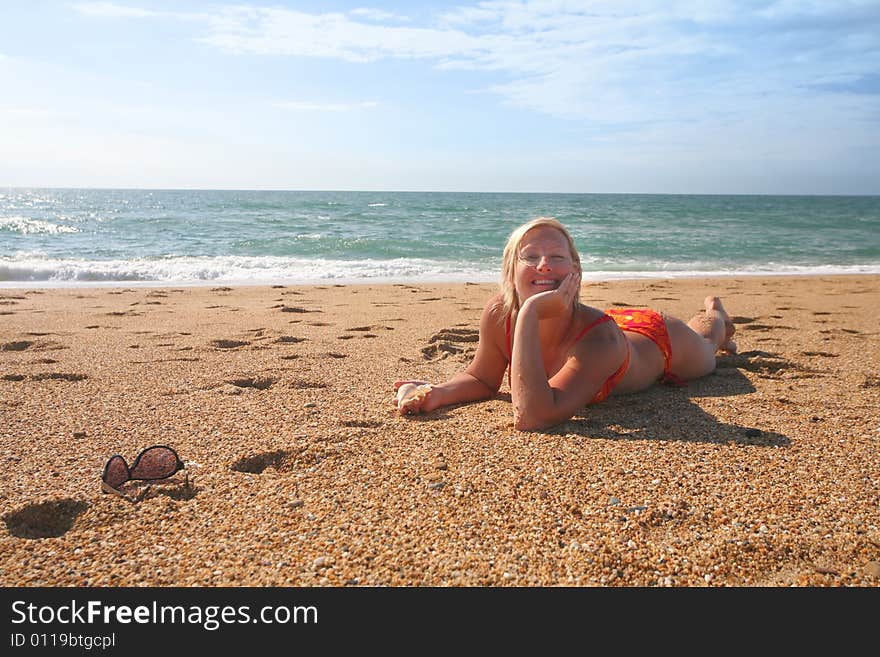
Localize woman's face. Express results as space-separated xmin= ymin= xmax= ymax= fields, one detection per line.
xmin=514 ymin=226 xmax=578 ymax=303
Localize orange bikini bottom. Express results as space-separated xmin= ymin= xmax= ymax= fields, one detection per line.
xmin=605 ymin=308 xmax=683 ymax=385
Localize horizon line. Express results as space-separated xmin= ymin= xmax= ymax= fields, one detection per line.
xmin=3 ymin=186 xmax=879 ymax=198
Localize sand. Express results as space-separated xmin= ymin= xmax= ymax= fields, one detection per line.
xmin=1 ymin=275 xmax=878 ymax=587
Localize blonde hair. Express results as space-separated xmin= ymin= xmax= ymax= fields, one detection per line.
xmin=499 ymin=217 xmax=581 ymax=319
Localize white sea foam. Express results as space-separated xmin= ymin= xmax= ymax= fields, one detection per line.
xmin=0 ymin=216 xmax=79 ymax=235
xmin=584 ymin=264 xmax=880 ymax=281
xmin=0 ymin=255 xmax=498 ymax=287
xmin=0 ymin=253 xmax=878 ymax=289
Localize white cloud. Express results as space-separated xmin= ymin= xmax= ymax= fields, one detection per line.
xmin=200 ymin=7 xmax=487 ymax=62
xmin=73 ymin=2 xmax=157 ymax=18
xmin=72 ymin=1 xmax=880 ymax=127
xmin=350 ymin=7 xmax=409 ymax=22
xmin=271 ymin=100 xmax=379 ymax=112
xmin=0 ymin=105 xmax=68 ymax=119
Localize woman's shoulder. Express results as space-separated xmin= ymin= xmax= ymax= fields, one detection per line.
xmin=481 ymin=293 xmax=507 ymax=321
xmin=573 ymin=304 xmax=623 ymax=344
xmin=574 ymin=303 xmax=609 ymax=327
xmin=476 ymin=294 xmax=510 ymax=345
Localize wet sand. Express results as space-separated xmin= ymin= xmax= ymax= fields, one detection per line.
xmin=1 ymin=275 xmax=878 ymax=586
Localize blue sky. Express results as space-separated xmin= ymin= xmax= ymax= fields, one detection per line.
xmin=1 ymin=0 xmax=878 ymax=194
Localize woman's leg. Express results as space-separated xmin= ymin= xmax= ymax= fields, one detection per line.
xmin=666 ymin=296 xmax=736 ymax=379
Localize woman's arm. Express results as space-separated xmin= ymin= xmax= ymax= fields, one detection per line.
xmin=396 ymin=296 xmax=509 ymax=415
xmin=511 ymin=274 xmax=626 ymax=431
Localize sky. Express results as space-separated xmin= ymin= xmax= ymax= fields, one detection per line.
xmin=1 ymin=0 xmax=879 ymax=194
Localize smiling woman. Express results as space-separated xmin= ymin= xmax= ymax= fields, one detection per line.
xmin=393 ymin=217 xmax=738 ymax=431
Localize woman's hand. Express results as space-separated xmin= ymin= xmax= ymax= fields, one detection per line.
xmin=392 ymin=380 xmax=436 ymax=415
xmin=521 ymin=271 xmax=581 ymax=320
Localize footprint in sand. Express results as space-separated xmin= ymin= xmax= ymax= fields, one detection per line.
xmin=289 ymin=380 xmax=328 ymax=389
xmin=427 ymin=328 xmax=477 ymax=342
xmin=421 ymin=342 xmax=472 ymax=361
xmin=819 ymin=328 xmax=861 ymax=335
xmin=3 ymin=499 xmax=90 ymax=539
xmin=340 ymin=419 xmax=383 ymax=428
xmin=225 ymin=376 xmax=276 ymax=390
xmin=276 ymin=336 xmax=307 ymax=344
xmin=211 ymin=339 xmax=250 ymax=349
xmin=278 ymin=305 xmax=319 ymax=314
xmin=1 ymin=340 xmax=33 ymax=351
xmin=421 ymin=327 xmax=479 ymax=361
xmin=130 ymin=357 xmax=199 ymax=364
xmin=3 ymin=373 xmax=88 ymax=382
xmin=2 ymin=339 xmax=67 ymax=351
xmin=32 ymin=373 xmax=88 ymax=381
xmin=230 ymin=445 xmax=335 ymax=474
xmin=742 ymin=324 xmax=795 ymax=331
xmin=231 ymin=450 xmax=292 ymax=474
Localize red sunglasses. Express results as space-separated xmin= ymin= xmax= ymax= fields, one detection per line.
xmin=101 ymin=445 xmax=187 ymax=500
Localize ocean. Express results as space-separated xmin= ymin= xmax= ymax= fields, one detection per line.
xmin=1 ymin=188 xmax=878 ymax=287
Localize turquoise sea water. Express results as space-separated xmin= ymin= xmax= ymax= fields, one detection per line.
xmin=1 ymin=189 xmax=878 ymax=286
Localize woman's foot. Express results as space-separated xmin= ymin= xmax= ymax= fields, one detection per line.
xmin=704 ymin=296 xmax=737 ymax=354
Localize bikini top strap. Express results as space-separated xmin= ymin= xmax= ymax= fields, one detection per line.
xmin=572 ymin=313 xmax=613 ymax=343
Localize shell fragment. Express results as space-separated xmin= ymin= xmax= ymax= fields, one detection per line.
xmin=396 ymin=383 xmax=433 ymax=410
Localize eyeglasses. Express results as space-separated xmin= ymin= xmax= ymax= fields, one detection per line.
xmin=101 ymin=445 xmax=187 ymax=501
xmin=517 ymin=253 xmax=571 ymax=267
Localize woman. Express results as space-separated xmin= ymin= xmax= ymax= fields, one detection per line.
xmin=394 ymin=217 xmax=737 ymax=431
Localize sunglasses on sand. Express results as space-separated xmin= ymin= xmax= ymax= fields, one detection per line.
xmin=101 ymin=445 xmax=187 ymax=501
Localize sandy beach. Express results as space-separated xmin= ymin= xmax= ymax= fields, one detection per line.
xmin=1 ymin=275 xmax=878 ymax=587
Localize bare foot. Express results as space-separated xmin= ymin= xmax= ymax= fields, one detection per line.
xmin=704 ymin=296 xmax=737 ymax=354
